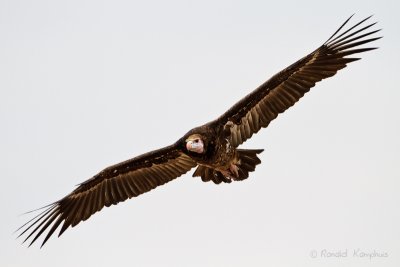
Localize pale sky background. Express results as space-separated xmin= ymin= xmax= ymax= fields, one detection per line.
xmin=1 ymin=1 xmax=399 ymax=267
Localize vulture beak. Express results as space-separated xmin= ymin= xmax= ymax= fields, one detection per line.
xmin=186 ymin=138 xmax=204 ymax=154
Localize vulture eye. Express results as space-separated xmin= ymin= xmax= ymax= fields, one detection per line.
xmin=185 ymin=137 xmax=204 ymax=153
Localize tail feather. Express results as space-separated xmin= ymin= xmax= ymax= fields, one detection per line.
xmin=192 ymin=165 xmax=231 ymax=184
xmin=192 ymin=149 xmax=264 ymax=184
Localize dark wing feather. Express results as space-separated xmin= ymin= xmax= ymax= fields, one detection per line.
xmin=214 ymin=15 xmax=381 ymax=147
xmin=17 ymin=144 xmax=196 ymax=247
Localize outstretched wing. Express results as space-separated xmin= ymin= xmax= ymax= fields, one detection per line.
xmin=215 ymin=15 xmax=381 ymax=147
xmin=17 ymin=144 xmax=196 ymax=247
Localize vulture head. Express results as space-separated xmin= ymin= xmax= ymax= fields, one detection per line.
xmin=185 ymin=134 xmax=205 ymax=154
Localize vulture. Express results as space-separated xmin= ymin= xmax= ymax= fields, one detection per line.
xmin=17 ymin=15 xmax=381 ymax=247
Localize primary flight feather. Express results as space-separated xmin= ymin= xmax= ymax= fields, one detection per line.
xmin=17 ymin=15 xmax=381 ymax=247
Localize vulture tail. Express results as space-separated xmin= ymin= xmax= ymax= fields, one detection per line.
xmin=192 ymin=149 xmax=264 ymax=184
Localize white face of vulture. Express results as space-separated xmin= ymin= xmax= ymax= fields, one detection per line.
xmin=185 ymin=134 xmax=204 ymax=154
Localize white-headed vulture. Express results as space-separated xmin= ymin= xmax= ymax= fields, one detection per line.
xmin=17 ymin=15 xmax=381 ymax=247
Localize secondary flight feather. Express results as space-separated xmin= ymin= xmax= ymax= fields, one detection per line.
xmin=17 ymin=15 xmax=381 ymax=247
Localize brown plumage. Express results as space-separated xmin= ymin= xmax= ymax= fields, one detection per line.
xmin=17 ymin=15 xmax=381 ymax=247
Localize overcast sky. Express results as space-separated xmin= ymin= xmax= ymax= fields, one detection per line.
xmin=1 ymin=1 xmax=399 ymax=267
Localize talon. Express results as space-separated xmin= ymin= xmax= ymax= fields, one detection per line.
xmin=229 ymin=164 xmax=239 ymax=178
xmin=220 ymin=170 xmax=232 ymax=179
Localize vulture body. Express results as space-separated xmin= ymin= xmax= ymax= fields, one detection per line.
xmin=18 ymin=15 xmax=381 ymax=247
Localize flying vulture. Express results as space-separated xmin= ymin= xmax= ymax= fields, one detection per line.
xmin=17 ymin=15 xmax=381 ymax=247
